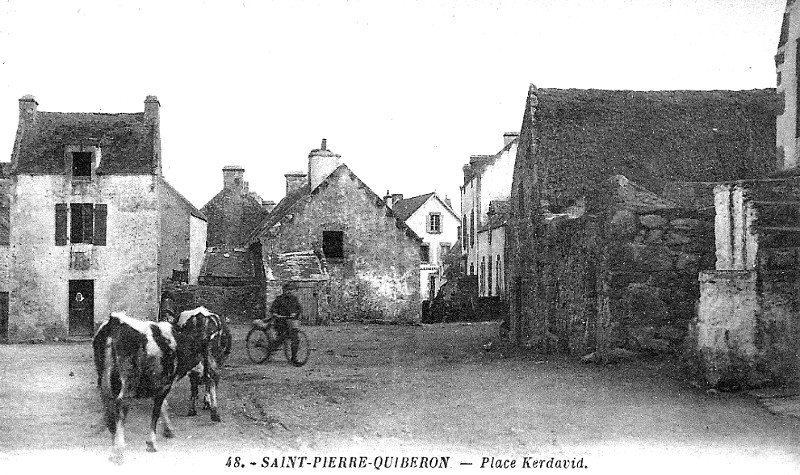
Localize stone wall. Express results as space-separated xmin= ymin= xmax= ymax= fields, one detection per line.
xmin=259 ymin=169 xmax=421 ymax=322
xmin=166 ymin=283 xmax=263 ymax=324
xmin=9 ymin=174 xmax=160 ymax=341
xmin=509 ymin=199 xmax=715 ymax=358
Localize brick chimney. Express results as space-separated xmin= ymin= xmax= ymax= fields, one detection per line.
xmin=285 ymin=172 xmax=307 ymax=195
xmin=223 ymin=165 xmax=245 ymax=190
xmin=503 ymin=131 xmax=519 ymax=147
xmin=144 ymin=95 xmax=160 ymax=127
xmin=308 ymin=138 xmax=341 ymax=190
xmin=13 ymin=95 xmax=39 ymax=169
xmin=18 ymin=94 xmax=38 ymax=124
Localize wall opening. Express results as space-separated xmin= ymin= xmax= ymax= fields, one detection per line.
xmin=0 ymin=292 xmax=7 ymax=341
xmin=322 ymin=231 xmax=344 ymax=259
xmin=68 ymin=280 xmax=94 ymax=337
xmin=72 ymin=152 xmax=92 ymax=177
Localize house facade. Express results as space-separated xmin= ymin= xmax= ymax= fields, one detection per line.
xmin=248 ymin=140 xmax=422 ymax=323
xmin=507 ymin=85 xmax=776 ymax=357
xmin=460 ymin=133 xmax=517 ymax=298
xmin=201 ymin=166 xmax=271 ymax=247
xmin=388 ymin=192 xmax=460 ymax=300
xmin=1 ymin=95 xmax=206 ymax=342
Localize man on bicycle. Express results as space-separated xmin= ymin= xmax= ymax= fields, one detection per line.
xmin=269 ymin=281 xmax=302 ymax=363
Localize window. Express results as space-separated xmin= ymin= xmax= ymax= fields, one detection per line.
xmin=479 ymin=257 xmax=485 ymax=295
xmin=488 ymin=227 xmax=492 ymax=245
xmin=322 ymin=231 xmax=344 ymax=259
xmin=420 ymin=244 xmax=430 ymax=263
xmin=439 ymin=243 xmax=450 ymax=264
xmin=470 ymin=211 xmax=475 ymax=248
xmin=0 ymin=205 xmax=8 ymax=246
xmin=487 ymin=255 xmax=493 ymax=297
xmin=462 ymin=215 xmax=468 ymax=249
xmin=72 ymin=152 xmax=92 ymax=178
xmin=55 ymin=203 xmax=107 ymax=246
xmin=496 ymin=256 xmax=502 ymax=296
xmin=469 ymin=263 xmax=474 ymax=276
xmin=70 ymin=203 xmax=94 ymax=243
xmin=427 ymin=212 xmax=442 ymax=234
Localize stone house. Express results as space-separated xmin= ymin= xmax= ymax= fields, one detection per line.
xmin=386 ymin=191 xmax=460 ymax=301
xmin=0 ymin=95 xmax=207 ymax=342
xmin=200 ymin=166 xmax=271 ymax=247
xmin=507 ymin=85 xmax=776 ymax=358
xmin=247 ymin=139 xmax=422 ymax=323
xmin=690 ymin=1 xmax=800 ymax=387
xmin=461 ymin=132 xmax=518 ymax=299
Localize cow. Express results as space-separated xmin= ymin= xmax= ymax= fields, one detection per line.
xmin=93 ymin=311 xmax=208 ymax=462
xmin=176 ymin=307 xmax=232 ymax=422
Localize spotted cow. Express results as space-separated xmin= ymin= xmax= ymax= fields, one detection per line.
xmin=92 ymin=312 xmax=207 ymax=462
xmin=177 ymin=307 xmax=232 ymax=422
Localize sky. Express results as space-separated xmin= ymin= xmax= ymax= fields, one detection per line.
xmin=0 ymin=0 xmax=787 ymax=209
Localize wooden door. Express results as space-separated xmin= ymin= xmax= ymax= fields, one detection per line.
xmin=296 ymin=282 xmax=319 ymax=325
xmin=68 ymin=280 xmax=94 ymax=337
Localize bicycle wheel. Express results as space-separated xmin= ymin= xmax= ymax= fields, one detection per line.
xmin=283 ymin=330 xmax=310 ymax=367
xmin=245 ymin=328 xmax=271 ymax=364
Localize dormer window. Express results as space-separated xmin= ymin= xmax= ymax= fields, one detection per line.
xmin=72 ymin=152 xmax=92 ymax=177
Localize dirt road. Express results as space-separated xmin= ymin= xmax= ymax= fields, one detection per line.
xmin=1 ymin=321 xmax=799 ymax=474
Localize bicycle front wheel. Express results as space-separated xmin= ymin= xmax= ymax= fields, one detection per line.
xmin=245 ymin=328 xmax=271 ymax=364
xmin=283 ymin=330 xmax=310 ymax=367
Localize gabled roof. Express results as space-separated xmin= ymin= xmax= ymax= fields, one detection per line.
xmin=392 ymin=192 xmax=434 ymax=221
xmin=247 ymin=164 xmax=422 ymax=244
xmin=160 ymin=177 xmax=207 ymax=221
xmin=464 ymin=135 xmax=518 ymax=184
xmin=199 ymin=246 xmax=252 ymax=279
xmin=524 ymin=86 xmax=777 ymax=207
xmin=13 ymin=111 xmax=158 ymax=174
xmin=393 ymin=192 xmax=459 ymax=222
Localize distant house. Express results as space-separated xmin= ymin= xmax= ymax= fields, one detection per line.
xmin=247 ymin=139 xmax=422 ymax=323
xmin=507 ymin=85 xmax=776 ymax=356
xmin=1 ymin=95 xmax=207 ymax=342
xmin=387 ymin=191 xmax=460 ymax=301
xmin=201 ymin=166 xmax=271 ymax=247
xmin=460 ymin=133 xmax=518 ymax=299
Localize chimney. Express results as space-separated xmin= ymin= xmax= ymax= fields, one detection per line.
xmin=222 ymin=166 xmax=245 ymax=190
xmin=262 ymin=200 xmax=276 ymax=214
xmin=308 ymin=138 xmax=341 ymax=190
xmin=384 ymin=190 xmax=393 ymax=209
xmin=503 ymin=131 xmax=519 ymax=147
xmin=18 ymin=95 xmax=38 ymax=124
xmin=285 ymin=171 xmax=307 ymax=195
xmin=445 ymin=196 xmax=452 ymax=210
xmin=144 ymin=95 xmax=160 ymax=126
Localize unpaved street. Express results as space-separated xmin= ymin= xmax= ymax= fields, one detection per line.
xmin=1 ymin=321 xmax=799 ymax=474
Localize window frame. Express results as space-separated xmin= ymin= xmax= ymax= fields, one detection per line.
xmin=427 ymin=212 xmax=442 ymax=234
xmin=322 ymin=230 xmax=345 ymax=259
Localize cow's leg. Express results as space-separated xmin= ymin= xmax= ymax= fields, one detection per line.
xmin=188 ymin=370 xmax=200 ymax=416
xmin=160 ymin=398 xmax=175 ymax=438
xmin=109 ymin=400 xmax=128 ymax=464
xmin=206 ymin=360 xmax=221 ymax=422
xmin=146 ymin=394 xmax=168 ymax=452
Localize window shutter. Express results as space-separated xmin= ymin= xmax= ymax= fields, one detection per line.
xmin=83 ymin=204 xmax=94 ymax=244
xmin=426 ymin=213 xmax=431 ymax=233
xmin=55 ymin=204 xmax=68 ymax=245
xmin=94 ymin=204 xmax=107 ymax=246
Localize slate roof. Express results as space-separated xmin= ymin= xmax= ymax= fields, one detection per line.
xmin=392 ymin=192 xmax=435 ymax=221
xmin=525 ymin=86 xmax=777 ymax=207
xmin=268 ymin=250 xmax=328 ymax=281
xmin=247 ymin=164 xmax=422 ymax=243
xmin=13 ymin=110 xmax=157 ymax=174
xmin=199 ymin=246 xmax=253 ymax=279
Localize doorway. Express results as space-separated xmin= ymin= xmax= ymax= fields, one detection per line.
xmin=68 ymin=280 xmax=94 ymax=337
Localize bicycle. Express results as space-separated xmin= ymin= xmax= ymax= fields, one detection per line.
xmin=245 ymin=317 xmax=310 ymax=366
